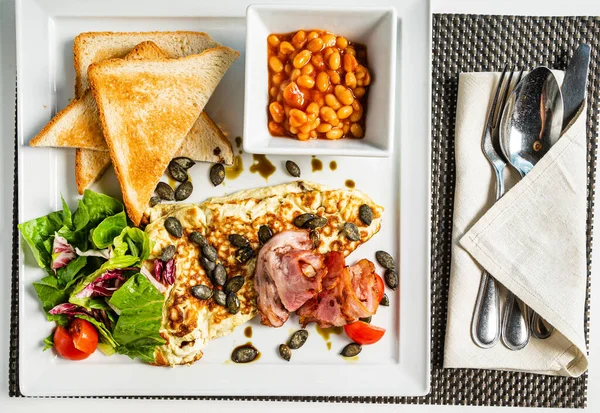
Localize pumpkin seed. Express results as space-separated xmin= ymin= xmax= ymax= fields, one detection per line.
xmin=231 ymin=345 xmax=258 ymax=363
xmin=210 ymin=163 xmax=225 ymax=186
xmin=375 ymin=251 xmax=395 ymax=270
xmin=224 ymin=276 xmax=245 ymax=293
xmin=213 ymin=289 xmax=227 ymax=306
xmin=160 ymin=245 xmax=176 ymax=262
xmin=202 ymin=244 xmax=218 ymax=262
xmin=258 ymin=225 xmax=273 ymax=244
xmin=174 ymin=181 xmax=193 ymax=201
xmin=288 ymin=329 xmax=309 ymax=350
xmin=358 ymin=204 xmax=373 ymax=226
xmin=294 ymin=213 xmax=315 ymax=228
xmin=380 ymin=294 xmax=390 ymax=306
xmin=212 ymin=264 xmax=227 ymax=287
xmin=155 ymin=182 xmax=175 ymax=201
xmin=343 ymin=222 xmax=360 ymax=241
xmin=309 ymin=230 xmax=320 ymax=249
xmin=236 ymin=246 xmax=254 ymax=264
xmin=384 ymin=269 xmax=398 ymax=290
xmin=168 ymin=161 xmax=188 ymax=182
xmin=305 ymin=216 xmax=328 ymax=229
xmin=359 ymin=316 xmax=372 ymax=324
xmin=190 ymin=231 xmax=208 ymax=247
xmin=149 ymin=196 xmax=161 ymax=207
xmin=228 ymin=234 xmax=250 ymax=248
xmin=285 ymin=160 xmax=301 ymax=177
xmin=191 ymin=285 xmax=212 ymax=300
xmin=200 ymin=256 xmax=216 ymax=273
xmin=226 ymin=292 xmax=240 ymax=314
xmin=279 ymin=344 xmax=292 ymax=361
xmin=340 ymin=342 xmax=362 ymax=357
xmin=172 ymin=156 xmax=195 ymax=170
xmin=164 ymin=217 xmax=183 ymax=238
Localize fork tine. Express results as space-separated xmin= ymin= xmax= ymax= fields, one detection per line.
xmin=493 ymin=66 xmax=515 ymax=128
xmin=486 ymin=65 xmax=509 ymax=129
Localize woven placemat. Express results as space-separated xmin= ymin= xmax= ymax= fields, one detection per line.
xmin=9 ymin=14 xmax=598 ymax=407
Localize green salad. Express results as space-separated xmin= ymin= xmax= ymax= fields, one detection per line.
xmin=19 ymin=190 xmax=166 ymax=363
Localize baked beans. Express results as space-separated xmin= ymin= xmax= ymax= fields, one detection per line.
xmin=267 ymin=29 xmax=370 ymax=140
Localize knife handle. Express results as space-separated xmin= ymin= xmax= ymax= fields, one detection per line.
xmin=502 ymin=292 xmax=530 ymax=350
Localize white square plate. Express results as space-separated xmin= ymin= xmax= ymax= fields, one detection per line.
xmin=243 ymin=5 xmax=396 ymax=157
xmin=16 ymin=0 xmax=430 ymax=397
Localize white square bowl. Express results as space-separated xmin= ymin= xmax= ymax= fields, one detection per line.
xmin=244 ymin=4 xmax=397 ymax=156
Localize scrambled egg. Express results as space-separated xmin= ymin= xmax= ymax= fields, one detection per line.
xmin=142 ymin=181 xmax=383 ymax=366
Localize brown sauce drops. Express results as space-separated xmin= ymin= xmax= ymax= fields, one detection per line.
xmin=225 ymin=155 xmax=244 ymax=180
xmin=329 ymin=160 xmax=337 ymax=171
xmin=311 ymin=157 xmax=323 ymax=172
xmin=235 ymin=136 xmax=242 ymax=148
xmin=249 ymin=154 xmax=276 ymax=180
xmin=345 ymin=179 xmax=356 ymax=189
xmin=244 ymin=326 xmax=253 ymax=338
xmin=316 ymin=325 xmax=343 ymax=341
xmin=326 ymin=342 xmax=332 ymax=350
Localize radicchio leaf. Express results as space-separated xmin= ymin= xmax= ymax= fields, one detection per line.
xmin=51 ymin=233 xmax=76 ymax=270
xmin=49 ymin=303 xmax=90 ymax=317
xmin=140 ymin=266 xmax=167 ymax=293
xmin=74 ymin=269 xmax=127 ymax=299
xmin=76 ymin=246 xmax=111 ymax=260
xmin=153 ymin=258 xmax=175 ymax=285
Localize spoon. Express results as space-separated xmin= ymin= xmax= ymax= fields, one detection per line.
xmin=499 ymin=66 xmax=563 ymax=344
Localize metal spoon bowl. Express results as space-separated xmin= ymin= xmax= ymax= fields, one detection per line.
xmin=500 ymin=67 xmax=564 ymax=177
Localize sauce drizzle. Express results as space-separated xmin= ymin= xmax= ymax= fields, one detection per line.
xmin=225 ymin=155 xmax=244 ymax=180
xmin=311 ymin=157 xmax=323 ymax=172
xmin=345 ymin=179 xmax=356 ymax=188
xmin=249 ymin=154 xmax=276 ymax=180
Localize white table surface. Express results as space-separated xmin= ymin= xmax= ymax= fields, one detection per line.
xmin=0 ymin=0 xmax=596 ymax=411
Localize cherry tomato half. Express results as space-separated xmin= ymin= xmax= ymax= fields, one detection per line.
xmin=375 ymin=274 xmax=385 ymax=303
xmin=53 ymin=319 xmax=98 ymax=360
xmin=69 ymin=318 xmax=99 ymax=354
xmin=344 ymin=321 xmax=386 ymax=345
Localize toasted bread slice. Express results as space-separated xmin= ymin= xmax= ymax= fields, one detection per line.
xmin=74 ymin=112 xmax=233 ymax=194
xmin=73 ymin=32 xmax=224 ymax=194
xmin=66 ymin=36 xmax=232 ymax=193
xmin=89 ymin=47 xmax=239 ymax=225
xmin=74 ymin=31 xmax=220 ymax=98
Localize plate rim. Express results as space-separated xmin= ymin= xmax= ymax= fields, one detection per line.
xmin=15 ymin=0 xmax=431 ymax=398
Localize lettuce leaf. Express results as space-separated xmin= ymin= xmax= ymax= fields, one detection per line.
xmin=72 ymin=200 xmax=89 ymax=232
xmin=109 ymin=274 xmax=165 ymax=363
xmin=61 ymin=196 xmax=73 ymax=230
xmin=92 ymin=211 xmax=127 ymax=249
xmin=55 ymin=255 xmax=87 ymax=286
xmin=43 ymin=332 xmax=54 ymax=351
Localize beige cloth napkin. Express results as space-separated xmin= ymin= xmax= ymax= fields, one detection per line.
xmin=443 ymin=71 xmax=589 ymax=377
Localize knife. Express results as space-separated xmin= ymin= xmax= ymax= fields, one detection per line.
xmin=561 ymin=44 xmax=591 ymax=131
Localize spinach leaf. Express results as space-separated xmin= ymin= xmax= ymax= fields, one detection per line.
xmin=18 ymin=211 xmax=64 ymax=274
xmin=61 ymin=195 xmax=73 ymax=230
xmin=82 ymin=190 xmax=124 ymax=227
xmin=43 ymin=332 xmax=54 ymax=351
xmin=113 ymin=227 xmax=152 ymax=261
xmin=56 ymin=255 xmax=87 ymax=286
xmin=109 ymin=274 xmax=165 ymax=363
xmin=73 ymin=200 xmax=89 ymax=231
xmin=92 ymin=211 xmax=127 ymax=249
xmin=33 ymin=275 xmax=71 ymax=313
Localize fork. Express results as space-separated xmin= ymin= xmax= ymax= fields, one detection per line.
xmin=472 ymin=66 xmax=527 ymax=350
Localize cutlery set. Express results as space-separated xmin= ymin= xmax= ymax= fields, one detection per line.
xmin=472 ymin=44 xmax=591 ymax=351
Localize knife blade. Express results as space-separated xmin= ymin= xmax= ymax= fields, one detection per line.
xmin=561 ymin=44 xmax=590 ymax=131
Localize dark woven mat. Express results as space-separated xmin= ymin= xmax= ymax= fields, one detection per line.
xmin=9 ymin=14 xmax=598 ymax=407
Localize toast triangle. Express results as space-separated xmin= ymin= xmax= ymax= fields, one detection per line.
xmin=89 ymin=47 xmax=239 ymax=224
